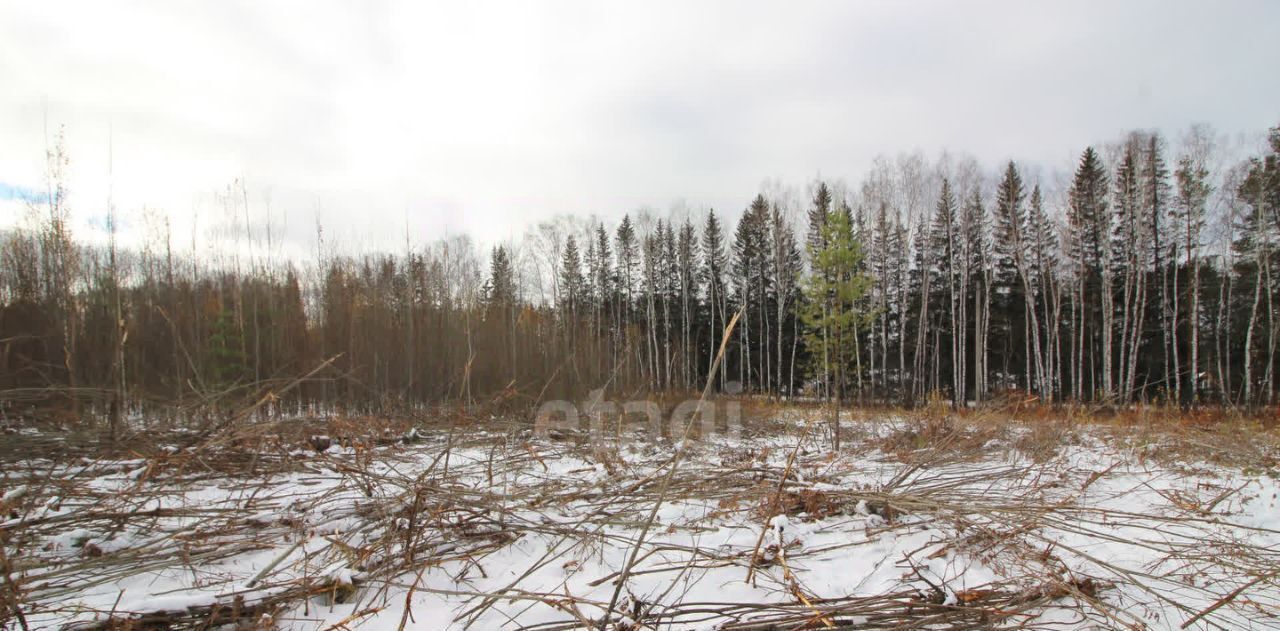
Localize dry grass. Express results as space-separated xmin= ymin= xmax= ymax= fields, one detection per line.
xmin=2 ymin=397 xmax=1279 ymax=630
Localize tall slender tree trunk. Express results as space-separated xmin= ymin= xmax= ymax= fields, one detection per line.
xmin=914 ymin=278 xmax=930 ymax=404
xmin=1244 ymin=269 xmax=1262 ymax=407
xmin=1075 ymin=272 xmax=1086 ymax=401
xmin=1265 ymin=258 xmax=1276 ymax=404
xmin=1189 ymin=249 xmax=1201 ymax=403
xmin=1217 ymin=272 xmax=1232 ymax=406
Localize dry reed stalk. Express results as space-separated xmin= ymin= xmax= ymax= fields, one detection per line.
xmin=599 ymin=307 xmax=742 ymax=630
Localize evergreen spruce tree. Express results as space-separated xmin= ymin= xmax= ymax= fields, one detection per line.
xmin=1143 ymin=134 xmax=1174 ymax=402
xmin=733 ymin=195 xmax=771 ymax=390
xmin=208 ymin=305 xmax=246 ymax=389
xmin=676 ymin=219 xmax=700 ymax=388
xmin=1235 ymin=126 xmax=1280 ymax=405
xmin=929 ymin=179 xmax=962 ymax=404
xmin=701 ymin=210 xmax=728 ymax=388
xmin=1067 ymin=147 xmax=1111 ymax=400
xmin=1027 ymin=184 xmax=1058 ymax=399
xmin=615 ymin=215 xmax=638 ymax=319
xmin=961 ymin=190 xmax=990 ymax=400
xmin=1111 ymin=144 xmax=1144 ymax=401
xmin=807 ymin=182 xmax=834 ymax=255
xmin=559 ymin=235 xmax=585 ymax=316
xmin=992 ymin=162 xmax=1028 ymax=391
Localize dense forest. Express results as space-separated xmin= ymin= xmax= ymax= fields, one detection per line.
xmin=2 ymin=124 xmax=1278 ymax=423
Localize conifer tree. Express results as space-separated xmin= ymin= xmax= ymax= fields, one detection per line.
xmin=807 ymin=182 xmax=834 ymax=255
xmin=676 ymin=219 xmax=700 ymax=389
xmin=701 ymin=210 xmax=728 ymax=389
xmin=558 ymin=235 xmax=584 ymax=318
xmin=1143 ymin=134 xmax=1174 ymax=402
xmin=800 ymin=208 xmax=871 ymax=449
xmin=961 ymin=190 xmax=990 ymax=401
xmin=1174 ymin=151 xmax=1210 ymax=403
xmin=1027 ymin=184 xmax=1058 ymax=399
xmin=992 ymin=162 xmax=1028 ymax=391
xmin=1112 ymin=144 xmax=1144 ymax=401
xmin=615 ymin=215 xmax=638 ymax=323
xmin=733 ymin=195 xmax=770 ymax=390
xmin=1235 ymin=126 xmax=1280 ymax=405
xmin=1068 ymin=147 xmax=1111 ymax=401
xmin=930 ymin=179 xmax=962 ymax=405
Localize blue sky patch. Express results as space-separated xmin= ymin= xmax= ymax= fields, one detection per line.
xmin=0 ymin=181 xmax=50 ymax=204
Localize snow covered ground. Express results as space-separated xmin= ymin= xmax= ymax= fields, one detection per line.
xmin=2 ymin=414 xmax=1278 ymax=629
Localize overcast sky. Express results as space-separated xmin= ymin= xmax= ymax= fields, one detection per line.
xmin=1 ymin=1 xmax=1277 ymax=256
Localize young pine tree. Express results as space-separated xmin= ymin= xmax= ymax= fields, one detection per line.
xmin=800 ymin=208 xmax=872 ymax=450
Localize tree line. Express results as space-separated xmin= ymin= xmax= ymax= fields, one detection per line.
xmin=2 ymin=124 xmax=1278 ymax=423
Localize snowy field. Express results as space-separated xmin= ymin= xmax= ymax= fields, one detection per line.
xmin=2 ymin=413 xmax=1278 ymax=629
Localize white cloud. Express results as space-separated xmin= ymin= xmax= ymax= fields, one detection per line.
xmin=1 ymin=0 xmax=1277 ymax=254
